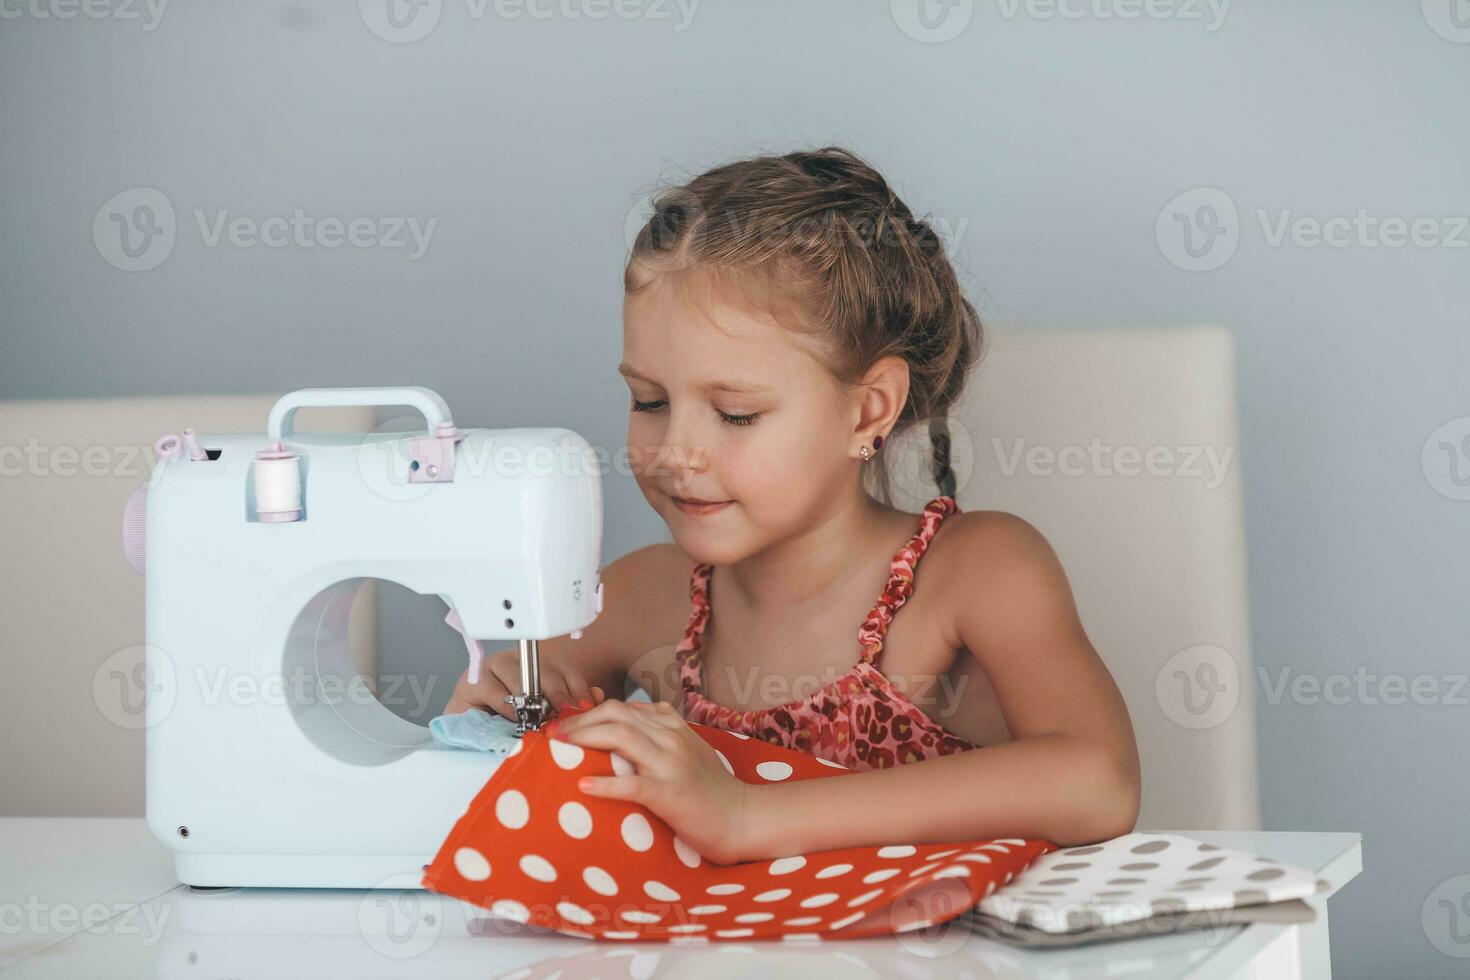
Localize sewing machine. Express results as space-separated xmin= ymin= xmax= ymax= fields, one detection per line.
xmin=120 ymin=386 xmax=603 ymax=888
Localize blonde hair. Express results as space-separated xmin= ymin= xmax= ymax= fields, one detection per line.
xmin=624 ymin=146 xmax=982 ymax=504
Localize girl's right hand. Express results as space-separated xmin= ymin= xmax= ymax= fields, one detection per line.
xmin=443 ymin=646 xmax=606 ymax=720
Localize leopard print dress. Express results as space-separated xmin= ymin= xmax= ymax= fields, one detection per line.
xmin=674 ymin=495 xmax=978 ymax=771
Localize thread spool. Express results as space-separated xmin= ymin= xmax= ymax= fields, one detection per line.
xmin=254 ymin=441 xmax=302 ymax=523
xmin=181 ymin=428 xmax=208 ymax=461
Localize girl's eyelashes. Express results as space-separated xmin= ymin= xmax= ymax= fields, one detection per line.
xmin=628 ymin=398 xmax=762 ymax=427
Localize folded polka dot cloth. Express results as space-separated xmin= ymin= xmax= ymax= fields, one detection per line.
xmin=973 ymin=831 xmax=1325 ymax=935
xmin=421 ymin=704 xmax=1057 ymax=941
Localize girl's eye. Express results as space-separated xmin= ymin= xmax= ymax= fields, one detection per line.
xmin=630 ymin=398 xmax=761 ymax=427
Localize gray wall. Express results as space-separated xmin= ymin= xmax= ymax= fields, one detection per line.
xmin=2 ymin=2 xmax=1466 ymax=975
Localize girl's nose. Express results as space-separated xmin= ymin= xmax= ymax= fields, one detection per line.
xmin=660 ymin=413 xmax=710 ymax=477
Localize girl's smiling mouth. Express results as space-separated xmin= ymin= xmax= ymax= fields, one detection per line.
xmin=670 ymin=494 xmax=733 ymax=516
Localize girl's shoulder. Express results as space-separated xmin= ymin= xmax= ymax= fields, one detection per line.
xmin=922 ymin=507 xmax=1076 ymax=624
xmin=930 ymin=508 xmax=1057 ymax=563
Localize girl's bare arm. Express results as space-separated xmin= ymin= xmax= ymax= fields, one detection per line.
xmin=736 ymin=512 xmax=1142 ymax=855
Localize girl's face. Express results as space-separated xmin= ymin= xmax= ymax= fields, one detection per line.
xmin=621 ymin=269 xmax=858 ymax=565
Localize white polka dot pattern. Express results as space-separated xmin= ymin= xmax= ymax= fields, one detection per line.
xmin=620 ymin=813 xmax=653 ymax=852
xmin=495 ymin=790 xmax=529 ymax=829
xmin=422 ymin=702 xmax=1054 ymax=942
xmin=976 ymin=832 xmax=1322 ymax=934
xmin=452 ymin=847 xmax=490 ymax=882
xmin=557 ymin=801 xmax=593 ymax=839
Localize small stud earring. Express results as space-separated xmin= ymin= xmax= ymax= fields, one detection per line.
xmin=859 ymin=445 xmax=872 ymax=462
xmin=874 ymin=435 xmax=885 ymax=450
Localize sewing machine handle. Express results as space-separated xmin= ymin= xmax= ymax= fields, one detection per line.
xmin=267 ymin=386 xmax=454 ymax=440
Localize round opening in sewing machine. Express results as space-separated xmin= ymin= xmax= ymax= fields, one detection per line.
xmin=282 ymin=577 xmax=465 ymax=767
xmin=347 ymin=578 xmax=464 ymax=725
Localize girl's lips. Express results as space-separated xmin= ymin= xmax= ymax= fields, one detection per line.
xmin=671 ymin=495 xmax=733 ymax=516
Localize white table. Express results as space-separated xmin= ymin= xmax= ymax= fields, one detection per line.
xmin=0 ymin=819 xmax=1361 ymax=979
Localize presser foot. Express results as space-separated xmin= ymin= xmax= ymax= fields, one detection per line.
xmin=505 ymin=692 xmax=554 ymax=737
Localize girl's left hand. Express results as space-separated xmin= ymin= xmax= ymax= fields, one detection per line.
xmin=546 ymin=699 xmax=754 ymax=866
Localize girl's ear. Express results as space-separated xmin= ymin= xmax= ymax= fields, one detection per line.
xmin=852 ymin=355 xmax=909 ymax=450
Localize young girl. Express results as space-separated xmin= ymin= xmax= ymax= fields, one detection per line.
xmin=446 ymin=146 xmax=1140 ymax=865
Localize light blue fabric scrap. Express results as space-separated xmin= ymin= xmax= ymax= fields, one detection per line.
xmin=429 ymin=688 xmax=653 ymax=752
xmin=428 ymin=708 xmax=525 ymax=754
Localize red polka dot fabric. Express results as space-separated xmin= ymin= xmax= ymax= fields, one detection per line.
xmin=422 ymin=705 xmax=1056 ymax=942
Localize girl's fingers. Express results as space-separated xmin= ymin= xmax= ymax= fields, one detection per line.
xmin=553 ymin=719 xmax=663 ymax=774
xmin=448 ymin=667 xmax=511 ymax=719
xmin=576 ymin=774 xmax=645 ymax=802
xmin=561 ymin=673 xmax=594 ymax=705
xmin=624 ymin=698 xmax=684 ymax=727
xmin=627 ymin=697 xmax=676 ymax=712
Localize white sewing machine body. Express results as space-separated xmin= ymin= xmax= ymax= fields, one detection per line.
xmin=125 ymin=387 xmax=602 ymax=888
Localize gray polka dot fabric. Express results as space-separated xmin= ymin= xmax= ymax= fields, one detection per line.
xmin=975 ymin=833 xmax=1319 ymax=934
